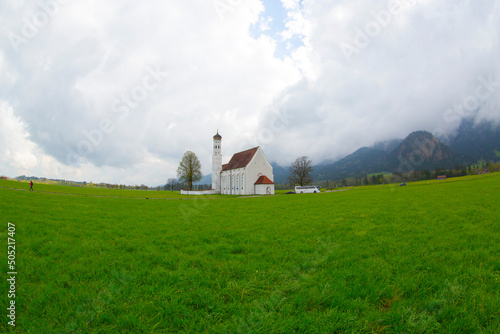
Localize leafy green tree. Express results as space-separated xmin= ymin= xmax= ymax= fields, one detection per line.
xmin=289 ymin=156 xmax=313 ymax=186
xmin=177 ymin=151 xmax=202 ymax=190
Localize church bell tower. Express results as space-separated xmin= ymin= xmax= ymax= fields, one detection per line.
xmin=212 ymin=131 xmax=222 ymax=192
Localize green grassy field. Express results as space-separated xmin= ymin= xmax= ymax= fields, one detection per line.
xmin=1 ymin=174 xmax=499 ymax=333
xmin=0 ymin=180 xmax=202 ymax=199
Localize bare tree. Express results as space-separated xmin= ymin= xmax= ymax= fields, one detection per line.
xmin=177 ymin=151 xmax=202 ymax=190
xmin=166 ymin=178 xmax=176 ymax=192
xmin=289 ymin=156 xmax=313 ymax=186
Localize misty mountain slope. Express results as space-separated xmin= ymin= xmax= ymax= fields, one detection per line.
xmin=313 ymin=147 xmax=388 ymax=181
xmin=447 ymin=120 xmax=500 ymax=161
xmin=270 ymin=163 xmax=289 ymax=184
xmin=313 ymin=131 xmax=472 ymax=181
xmin=193 ymin=174 xmax=212 ymax=185
xmin=371 ymin=138 xmax=403 ymax=152
xmin=385 ymin=131 xmax=469 ymax=172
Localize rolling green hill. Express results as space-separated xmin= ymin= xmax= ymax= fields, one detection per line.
xmin=1 ymin=174 xmax=499 ymax=333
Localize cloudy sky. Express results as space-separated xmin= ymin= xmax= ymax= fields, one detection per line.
xmin=1 ymin=0 xmax=499 ymax=186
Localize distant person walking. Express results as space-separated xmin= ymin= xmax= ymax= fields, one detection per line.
xmin=29 ymin=181 xmax=33 ymax=191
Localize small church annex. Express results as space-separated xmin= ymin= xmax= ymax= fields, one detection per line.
xmin=212 ymin=131 xmax=275 ymax=195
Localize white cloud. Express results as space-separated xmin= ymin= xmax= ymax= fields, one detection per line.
xmin=280 ymin=2 xmax=307 ymax=40
xmin=0 ymin=102 xmax=38 ymax=172
xmin=258 ymin=16 xmax=273 ymax=31
xmin=281 ymin=0 xmax=301 ymax=11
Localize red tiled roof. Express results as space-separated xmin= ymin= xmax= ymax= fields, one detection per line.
xmin=254 ymin=175 xmax=274 ymax=185
xmin=222 ymin=147 xmax=259 ymax=171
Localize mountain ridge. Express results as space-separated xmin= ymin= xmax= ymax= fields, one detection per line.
xmin=310 ymin=122 xmax=498 ymax=181
xmin=384 ymin=131 xmax=468 ymax=173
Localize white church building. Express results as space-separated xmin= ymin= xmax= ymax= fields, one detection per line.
xmin=212 ymin=131 xmax=275 ymax=195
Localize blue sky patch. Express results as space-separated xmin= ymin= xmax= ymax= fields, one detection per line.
xmin=250 ymin=1 xmax=305 ymax=59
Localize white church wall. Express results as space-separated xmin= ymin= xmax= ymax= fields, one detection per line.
xmin=235 ymin=168 xmax=245 ymax=195
xmin=220 ymin=168 xmax=247 ymax=195
xmin=245 ymin=148 xmax=274 ymax=193
xmin=254 ymin=184 xmax=275 ymax=195
xmin=221 ymin=173 xmax=228 ymax=194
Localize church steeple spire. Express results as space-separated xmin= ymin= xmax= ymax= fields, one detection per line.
xmin=213 ymin=130 xmax=221 ymax=140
